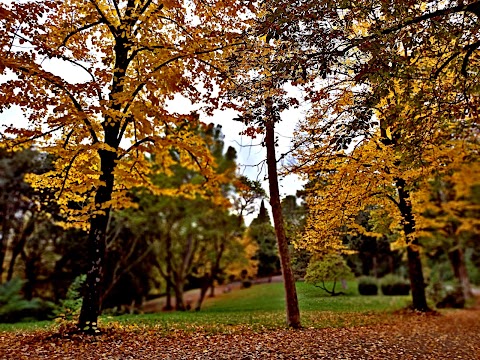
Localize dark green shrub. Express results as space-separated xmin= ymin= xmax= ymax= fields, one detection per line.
xmin=380 ymin=274 xmax=410 ymax=296
xmin=0 ymin=278 xmax=44 ymax=323
xmin=357 ymin=276 xmax=378 ymax=295
xmin=242 ymin=280 xmax=252 ymax=289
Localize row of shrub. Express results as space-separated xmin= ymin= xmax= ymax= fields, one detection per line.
xmin=357 ymin=275 xmax=410 ymax=296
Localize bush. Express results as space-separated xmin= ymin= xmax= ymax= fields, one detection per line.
xmin=428 ymin=282 xmax=465 ymax=309
xmin=54 ymin=274 xmax=86 ymax=321
xmin=380 ymin=274 xmax=410 ymax=296
xmin=0 ymin=278 xmax=44 ymax=323
xmin=241 ymin=280 xmax=252 ymax=289
xmin=357 ymin=276 xmax=378 ymax=296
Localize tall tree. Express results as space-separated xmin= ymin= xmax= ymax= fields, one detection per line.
xmin=0 ymin=0 xmax=254 ymax=332
xmin=249 ymin=201 xmax=280 ymax=279
xmin=226 ymin=9 xmax=302 ymax=326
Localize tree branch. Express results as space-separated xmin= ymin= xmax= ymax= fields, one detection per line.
xmin=57 ymin=150 xmax=82 ymax=200
xmin=88 ymin=0 xmax=117 ymax=35
xmin=110 ymin=0 xmax=122 ymax=22
xmin=462 ymin=39 xmax=480 ymax=76
xmin=123 ymin=42 xmax=245 ymax=116
xmin=13 ymin=62 xmax=99 ymax=143
xmin=118 ymin=136 xmax=155 ymax=160
xmin=9 ymin=124 xmax=64 ymax=148
xmin=61 ymin=20 xmax=104 ymax=47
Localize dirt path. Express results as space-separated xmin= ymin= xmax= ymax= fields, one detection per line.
xmin=1 ymin=307 xmax=479 ymax=359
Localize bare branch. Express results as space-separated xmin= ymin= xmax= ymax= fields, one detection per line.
xmin=9 ymin=125 xmax=65 ymax=148
xmin=118 ymin=136 xmax=155 ymax=160
xmin=123 ymin=42 xmax=245 ymax=116
xmin=63 ymin=128 xmax=75 ymax=149
xmin=110 ymin=0 xmax=122 ymax=21
xmin=433 ymin=51 xmax=461 ymax=78
xmin=57 ymin=150 xmax=82 ymax=200
xmin=462 ymin=39 xmax=480 ymax=76
xmin=61 ymin=20 xmax=103 ymax=47
xmin=88 ymin=0 xmax=117 ymax=35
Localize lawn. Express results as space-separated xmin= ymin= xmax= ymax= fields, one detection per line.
xmin=0 ymin=281 xmax=411 ymax=333
xmin=103 ymin=281 xmax=411 ymax=333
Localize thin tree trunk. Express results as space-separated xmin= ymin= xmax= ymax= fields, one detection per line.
xmin=21 ymin=249 xmax=37 ymax=300
xmin=173 ymin=275 xmax=186 ymax=311
xmin=372 ymin=255 xmax=378 ymax=278
xmin=0 ymin=222 xmax=9 ymax=283
xmin=448 ymin=247 xmax=473 ymax=300
xmin=264 ymin=101 xmax=301 ymax=329
xmin=6 ymin=217 xmax=35 ymax=282
xmin=209 ymin=282 xmax=215 ymax=298
xmin=196 ymin=278 xmax=210 ymax=311
xmin=396 ymin=178 xmax=429 ymax=312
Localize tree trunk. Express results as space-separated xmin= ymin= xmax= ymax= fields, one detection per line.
xmin=0 ymin=221 xmax=9 ymax=283
xmin=173 ymin=275 xmax=186 ymax=311
xmin=196 ymin=278 xmax=210 ymax=311
xmin=448 ymin=247 xmax=473 ymax=300
xmin=78 ymin=149 xmax=116 ymax=333
xmin=21 ymin=249 xmax=37 ymax=300
xmin=264 ymin=102 xmax=301 ymax=328
xmin=164 ymin=232 xmax=174 ymax=310
xmin=396 ymin=178 xmax=429 ymax=312
xmin=6 ymin=216 xmax=35 ymax=282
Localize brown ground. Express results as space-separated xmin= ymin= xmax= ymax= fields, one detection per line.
xmin=2 ymin=285 xmax=480 ymax=359
xmin=1 ymin=304 xmax=479 ymax=359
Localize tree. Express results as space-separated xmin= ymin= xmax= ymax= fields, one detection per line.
xmin=416 ymin=162 xmax=480 ymax=300
xmin=0 ymin=148 xmax=52 ymax=283
xmin=227 ymin=23 xmax=302 ymax=329
xmin=99 ymin=123 xmax=251 ymax=312
xmin=249 ymin=201 xmax=280 ymax=279
xmin=260 ymin=0 xmax=479 ymax=312
xmin=304 ymin=253 xmax=354 ymax=296
xmin=1 ymin=0 xmax=254 ymax=332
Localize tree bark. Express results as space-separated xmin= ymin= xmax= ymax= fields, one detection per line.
xmin=165 ymin=240 xmax=174 ymax=310
xmin=173 ymin=273 xmax=186 ymax=311
xmin=264 ymin=101 xmax=301 ymax=328
xmin=78 ymin=149 xmax=116 ymax=332
xmin=78 ymin=30 xmax=128 ymax=331
xmin=396 ymin=178 xmax=430 ymax=312
xmin=6 ymin=216 xmax=35 ymax=282
xmin=448 ymin=247 xmax=473 ymax=300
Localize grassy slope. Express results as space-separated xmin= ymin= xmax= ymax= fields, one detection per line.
xmin=107 ymin=281 xmax=410 ymax=332
xmin=0 ymin=281 xmax=411 ymax=333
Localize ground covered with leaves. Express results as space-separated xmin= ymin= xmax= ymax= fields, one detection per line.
xmin=1 ymin=308 xmax=479 ymax=359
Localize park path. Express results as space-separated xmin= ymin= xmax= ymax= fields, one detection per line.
xmin=1 ymin=303 xmax=479 ymax=359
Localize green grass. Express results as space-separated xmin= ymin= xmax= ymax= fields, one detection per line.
xmin=0 ymin=281 xmax=411 ymax=333
xmin=0 ymin=320 xmax=52 ymax=332
xmin=104 ymin=281 xmax=410 ymax=333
